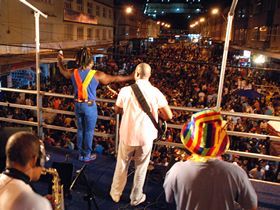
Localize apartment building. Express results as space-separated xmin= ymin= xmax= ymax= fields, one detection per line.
xmin=0 ymin=0 xmax=114 ymax=54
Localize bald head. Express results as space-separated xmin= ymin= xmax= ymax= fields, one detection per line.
xmin=135 ymin=63 xmax=151 ymax=80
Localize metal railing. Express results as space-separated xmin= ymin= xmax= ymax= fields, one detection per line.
xmin=1 ymin=87 xmax=280 ymax=164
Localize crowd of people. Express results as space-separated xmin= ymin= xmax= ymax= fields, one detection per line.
xmin=0 ymin=41 xmax=279 ymax=181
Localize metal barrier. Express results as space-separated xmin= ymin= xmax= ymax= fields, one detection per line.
xmin=1 ymin=87 xmax=280 ymax=164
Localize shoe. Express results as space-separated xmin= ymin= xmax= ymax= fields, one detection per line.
xmin=110 ymin=193 xmax=120 ymax=203
xmin=78 ymin=155 xmax=84 ymax=161
xmin=130 ymin=194 xmax=146 ymax=206
xmin=83 ymin=154 xmax=96 ymax=163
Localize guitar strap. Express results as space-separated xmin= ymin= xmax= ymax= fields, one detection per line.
xmin=131 ymin=83 xmax=163 ymax=135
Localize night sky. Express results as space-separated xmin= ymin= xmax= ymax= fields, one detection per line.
xmin=122 ymin=0 xmax=233 ymax=29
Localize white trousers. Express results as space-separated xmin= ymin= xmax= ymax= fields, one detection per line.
xmin=110 ymin=141 xmax=152 ymax=202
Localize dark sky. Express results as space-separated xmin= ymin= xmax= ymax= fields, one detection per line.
xmin=122 ymin=0 xmax=233 ymax=29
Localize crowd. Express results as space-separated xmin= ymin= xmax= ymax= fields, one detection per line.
xmin=0 ymin=41 xmax=279 ymax=182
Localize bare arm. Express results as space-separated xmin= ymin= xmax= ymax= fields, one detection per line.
xmin=114 ymin=105 xmax=123 ymax=114
xmin=94 ymin=71 xmax=134 ymax=85
xmin=159 ymin=105 xmax=173 ymax=121
xmin=57 ymin=54 xmax=73 ymax=79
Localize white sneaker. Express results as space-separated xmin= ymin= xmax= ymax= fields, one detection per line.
xmin=130 ymin=194 xmax=146 ymax=206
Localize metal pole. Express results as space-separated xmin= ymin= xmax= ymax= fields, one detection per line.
xmin=19 ymin=0 xmax=47 ymax=138
xmin=216 ymin=0 xmax=238 ymax=109
xmin=35 ymin=12 xmax=43 ymax=138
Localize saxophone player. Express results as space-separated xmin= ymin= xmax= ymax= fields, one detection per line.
xmin=0 ymin=131 xmax=52 ymax=210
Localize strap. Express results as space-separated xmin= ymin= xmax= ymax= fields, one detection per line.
xmin=131 ymin=84 xmax=162 ymax=133
xmin=74 ymin=69 xmax=96 ymax=100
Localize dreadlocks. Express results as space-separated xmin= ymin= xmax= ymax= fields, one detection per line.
xmin=76 ymin=47 xmax=93 ymax=69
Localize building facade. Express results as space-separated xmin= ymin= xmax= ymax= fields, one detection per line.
xmin=197 ymin=0 xmax=280 ymax=61
xmin=0 ymin=0 xmax=114 ymax=54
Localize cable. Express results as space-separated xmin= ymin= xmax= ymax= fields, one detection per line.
xmin=143 ymin=190 xmax=166 ymax=210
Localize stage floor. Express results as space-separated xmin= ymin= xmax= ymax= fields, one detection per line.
xmin=33 ymin=146 xmax=280 ymax=210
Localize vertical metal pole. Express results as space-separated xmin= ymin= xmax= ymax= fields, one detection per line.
xmin=35 ymin=12 xmax=43 ymax=138
xmin=115 ymin=114 xmax=120 ymax=157
xmin=216 ymin=0 xmax=238 ymax=109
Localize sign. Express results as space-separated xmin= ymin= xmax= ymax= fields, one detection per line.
xmin=64 ymin=9 xmax=97 ymax=25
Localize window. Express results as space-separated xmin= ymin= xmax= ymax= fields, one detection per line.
xmin=95 ymin=29 xmax=100 ymax=39
xmin=87 ymin=28 xmax=93 ymax=40
xmin=239 ymin=29 xmax=246 ymax=41
xmin=271 ymin=25 xmax=277 ymax=41
xmin=102 ymin=29 xmax=106 ymax=40
xmin=96 ymin=5 xmax=100 ymax=16
xmin=87 ymin=1 xmax=93 ymax=15
xmin=103 ymin=7 xmax=106 ymax=18
xmin=77 ymin=0 xmax=83 ymax=12
xmin=234 ymin=29 xmax=239 ymax=41
xmin=40 ymin=0 xmax=53 ymax=4
xmin=64 ymin=0 xmax=72 ymax=9
xmin=41 ymin=23 xmax=53 ymax=41
xmin=109 ymin=29 xmax=112 ymax=39
xmin=64 ymin=24 xmax=73 ymax=40
xmin=77 ymin=27 xmax=84 ymax=40
xmin=108 ymin=9 xmax=112 ymax=19
xmin=251 ymin=27 xmax=259 ymax=40
xmin=259 ymin=26 xmax=268 ymax=41
xmin=253 ymin=0 xmax=263 ymax=14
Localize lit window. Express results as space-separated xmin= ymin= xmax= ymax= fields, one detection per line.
xmin=176 ymin=8 xmax=180 ymax=11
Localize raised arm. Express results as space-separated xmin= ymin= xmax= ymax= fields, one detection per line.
xmin=57 ymin=54 xmax=73 ymax=79
xmin=94 ymin=71 xmax=134 ymax=85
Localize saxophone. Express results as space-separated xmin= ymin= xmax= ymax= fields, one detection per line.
xmin=42 ymin=168 xmax=65 ymax=210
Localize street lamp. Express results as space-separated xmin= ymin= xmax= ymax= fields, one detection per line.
xmin=211 ymin=8 xmax=227 ymax=21
xmin=114 ymin=5 xmax=133 ymax=58
xmin=200 ymin=17 xmax=205 ymax=23
xmin=125 ymin=6 xmax=133 ymax=14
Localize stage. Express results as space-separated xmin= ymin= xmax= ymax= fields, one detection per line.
xmin=33 ymin=146 xmax=280 ymax=210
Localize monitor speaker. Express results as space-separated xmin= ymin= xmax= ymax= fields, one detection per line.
xmin=48 ymin=161 xmax=73 ymax=197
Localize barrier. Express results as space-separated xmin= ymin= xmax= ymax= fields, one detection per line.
xmin=1 ymin=87 xmax=280 ymax=163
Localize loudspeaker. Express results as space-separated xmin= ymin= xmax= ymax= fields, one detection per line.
xmin=0 ymin=127 xmax=32 ymax=172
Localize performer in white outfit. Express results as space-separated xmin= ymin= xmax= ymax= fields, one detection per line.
xmin=110 ymin=63 xmax=172 ymax=206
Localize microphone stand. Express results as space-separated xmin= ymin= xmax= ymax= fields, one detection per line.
xmin=70 ymin=164 xmax=99 ymax=210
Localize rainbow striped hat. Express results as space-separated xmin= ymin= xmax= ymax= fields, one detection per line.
xmin=180 ymin=109 xmax=229 ymax=157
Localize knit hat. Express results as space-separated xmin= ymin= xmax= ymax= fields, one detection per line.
xmin=180 ymin=109 xmax=229 ymax=157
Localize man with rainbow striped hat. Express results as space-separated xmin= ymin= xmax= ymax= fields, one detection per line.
xmin=163 ymin=109 xmax=257 ymax=210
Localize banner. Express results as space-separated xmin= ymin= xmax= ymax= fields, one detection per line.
xmin=64 ymin=9 xmax=97 ymax=25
